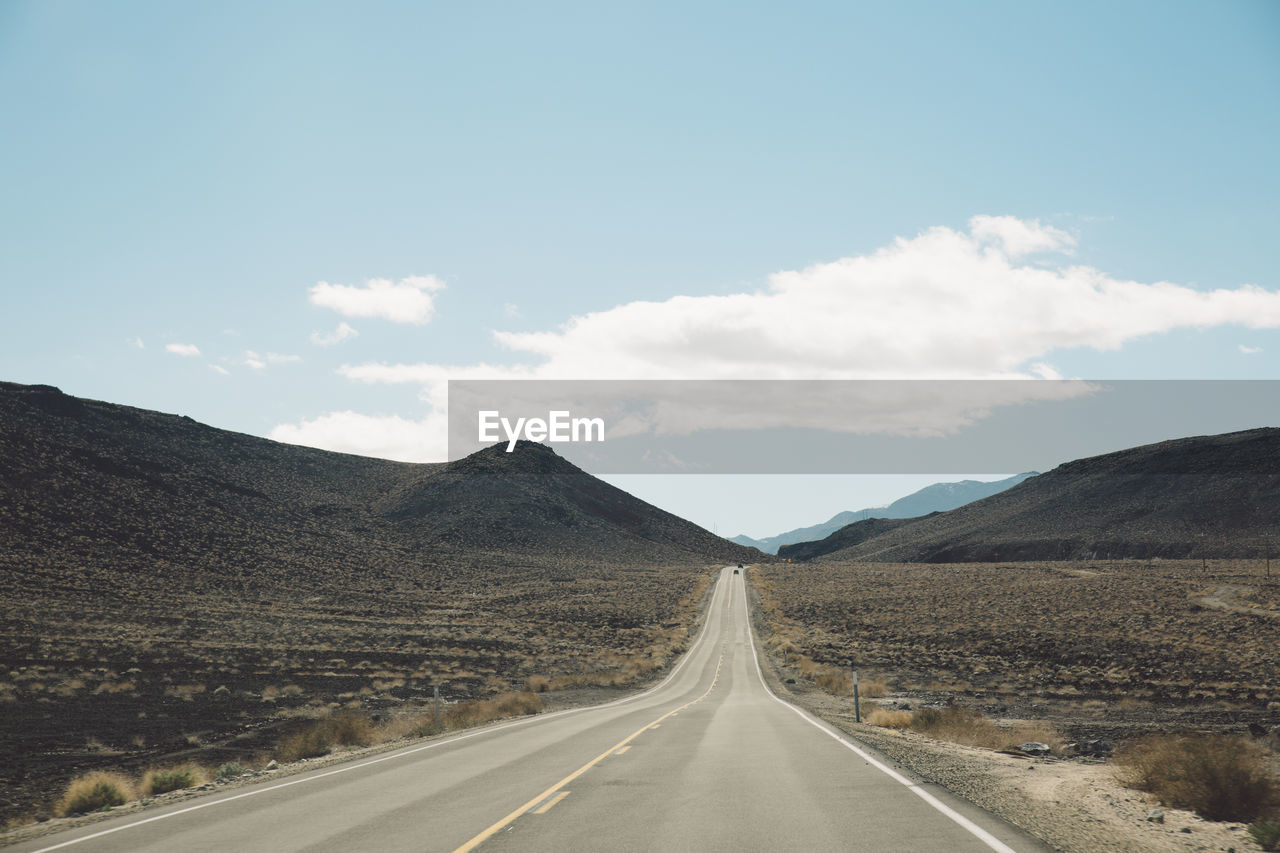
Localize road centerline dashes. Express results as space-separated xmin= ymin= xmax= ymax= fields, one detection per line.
xmin=451 ymin=653 xmax=723 ymax=852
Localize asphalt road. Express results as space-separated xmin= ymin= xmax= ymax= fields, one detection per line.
xmin=14 ymin=568 xmax=1051 ymax=852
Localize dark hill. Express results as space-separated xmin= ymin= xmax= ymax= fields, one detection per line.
xmin=777 ymin=515 xmax=925 ymax=562
xmin=377 ymin=441 xmax=757 ymax=559
xmin=799 ymin=428 xmax=1280 ymax=562
xmin=0 ymin=381 xmax=759 ymax=583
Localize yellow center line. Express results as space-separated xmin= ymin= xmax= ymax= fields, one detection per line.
xmin=614 ymin=746 xmax=631 ymax=755
xmin=450 ymin=654 xmax=723 ymax=853
xmin=532 ymin=791 xmax=570 ymax=814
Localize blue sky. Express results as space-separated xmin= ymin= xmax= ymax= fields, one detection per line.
xmin=2 ymin=1 xmax=1278 ymax=537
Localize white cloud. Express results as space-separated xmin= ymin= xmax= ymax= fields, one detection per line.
xmin=243 ymin=350 xmax=299 ymax=369
xmin=323 ymin=215 xmax=1280 ymax=460
xmin=128 ymin=336 xmax=145 ymax=350
xmin=309 ymin=275 xmax=445 ymax=324
xmin=210 ymin=365 xmax=230 ymax=375
xmin=503 ymin=302 xmax=521 ymax=318
xmin=969 ymin=215 xmax=1075 ymax=258
xmin=460 ymin=217 xmax=1278 ymax=381
xmin=166 ymin=343 xmax=201 ymax=357
xmin=1240 ymin=344 xmax=1263 ymax=355
xmin=269 ymin=411 xmax=447 ymax=462
xmin=310 ymin=322 xmax=359 ymax=347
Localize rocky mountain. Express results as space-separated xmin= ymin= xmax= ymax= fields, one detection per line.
xmin=0 ymin=381 xmax=760 ymax=584
xmin=731 ymin=473 xmax=1035 ymax=554
xmin=786 ymin=428 xmax=1280 ymax=562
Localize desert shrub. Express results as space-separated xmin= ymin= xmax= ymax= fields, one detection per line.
xmin=142 ymin=763 xmax=205 ymax=795
xmin=814 ymin=668 xmax=853 ymax=696
xmin=1115 ymin=734 xmax=1280 ymax=822
xmin=794 ymin=656 xmax=853 ymax=696
xmin=911 ymin=704 xmax=989 ymax=741
xmin=867 ymin=709 xmax=913 ymax=728
xmin=445 ymin=691 xmax=543 ymax=730
xmin=495 ymin=691 xmax=542 ymax=716
xmin=56 ymin=771 xmax=136 ymax=816
xmin=276 ymin=711 xmax=376 ymax=762
xmin=445 ymin=701 xmax=492 ymax=729
xmin=909 ymin=703 xmax=1061 ymax=753
xmin=524 ymin=675 xmax=550 ymax=693
xmin=1250 ymin=819 xmax=1280 ymax=851
xmin=214 ymin=762 xmax=246 ymax=782
xmin=377 ymin=711 xmax=441 ymax=741
xmin=408 ymin=718 xmax=441 ymax=738
xmin=859 ymin=679 xmax=889 ymax=699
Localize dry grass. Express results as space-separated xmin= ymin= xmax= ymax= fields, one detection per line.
xmin=867 ymin=708 xmax=913 ymax=728
xmin=447 ymin=691 xmax=542 ymax=728
xmin=55 ymin=771 xmax=136 ymax=816
xmin=276 ymin=711 xmax=377 ymax=761
xmin=859 ymin=679 xmax=889 ymax=698
xmin=141 ymin=763 xmax=206 ymax=795
xmin=908 ymin=703 xmax=1062 ymax=753
xmin=1114 ymin=734 xmax=1280 ymax=822
xmin=1250 ymin=819 xmax=1280 ymax=851
xmin=524 ymin=675 xmax=550 ymax=693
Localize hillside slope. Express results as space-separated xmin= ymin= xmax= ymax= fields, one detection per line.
xmin=803 ymin=428 xmax=1280 ymax=562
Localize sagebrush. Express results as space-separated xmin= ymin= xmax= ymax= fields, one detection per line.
xmin=142 ymin=764 xmax=204 ymax=795
xmin=1114 ymin=734 xmax=1280 ymax=822
xmin=56 ymin=771 xmax=135 ymax=816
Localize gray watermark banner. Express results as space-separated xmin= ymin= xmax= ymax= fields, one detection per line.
xmin=447 ymin=379 xmax=1280 ymax=474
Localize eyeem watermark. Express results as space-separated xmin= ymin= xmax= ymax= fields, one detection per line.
xmin=478 ymin=410 xmax=605 ymax=452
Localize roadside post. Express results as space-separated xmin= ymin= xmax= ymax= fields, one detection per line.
xmin=852 ymin=667 xmax=861 ymax=723
xmin=434 ymin=685 xmax=442 ymax=731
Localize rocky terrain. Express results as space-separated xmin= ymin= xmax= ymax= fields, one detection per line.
xmin=782 ymin=428 xmax=1280 ymax=562
xmin=0 ymin=381 xmax=758 ymax=825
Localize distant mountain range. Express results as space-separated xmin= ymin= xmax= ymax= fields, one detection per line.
xmin=778 ymin=428 xmax=1280 ymax=562
xmin=0 ymin=382 xmax=760 ymax=583
xmin=730 ymin=473 xmax=1036 ymax=554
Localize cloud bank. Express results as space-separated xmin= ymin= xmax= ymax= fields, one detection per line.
xmin=276 ymin=216 xmax=1280 ymax=460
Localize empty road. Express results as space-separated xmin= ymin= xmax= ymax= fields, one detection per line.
xmin=15 ymin=568 xmax=1049 ymax=852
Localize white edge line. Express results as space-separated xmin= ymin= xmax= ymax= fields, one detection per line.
xmin=27 ymin=570 xmax=729 ymax=853
xmin=737 ymin=569 xmax=1021 ymax=853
